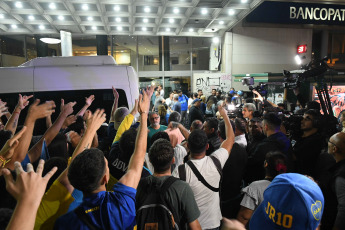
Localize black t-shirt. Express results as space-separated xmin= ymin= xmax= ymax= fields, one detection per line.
xmin=106 ymin=142 xmax=151 ymax=181
xmin=293 ymin=132 xmax=326 ymax=178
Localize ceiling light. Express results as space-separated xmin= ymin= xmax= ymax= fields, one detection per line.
xmin=144 ymin=7 xmax=150 ymax=13
xmin=173 ymin=8 xmax=179 ymax=14
xmin=121 ymin=50 xmax=124 ymax=53
xmin=241 ymin=0 xmax=248 ymax=3
xmin=92 ymin=26 xmax=97 ymax=30
xmin=82 ymin=4 xmax=89 ymax=11
xmin=229 ymin=9 xmax=235 ymax=15
xmin=87 ymin=17 xmax=93 ymax=21
xmin=49 ymin=3 xmax=56 ymax=10
xmin=28 ymin=15 xmax=35 ymax=20
xmin=169 ymin=18 xmax=175 ymax=24
xmin=0 ymin=14 xmax=4 ymax=19
xmin=189 ymin=28 xmax=194 ymax=32
xmin=166 ymin=28 xmax=171 ymax=32
xmin=219 ymin=21 xmax=224 ymax=25
xmin=142 ymin=27 xmax=147 ymax=31
xmin=11 ymin=24 xmax=18 ymax=29
xmin=39 ymin=25 xmax=45 ymax=30
xmin=58 ymin=15 xmax=64 ymax=21
xmin=212 ymin=37 xmax=220 ymax=44
xmin=15 ymin=2 xmax=23 ymax=8
xmin=117 ymin=26 xmax=123 ymax=31
xmin=114 ymin=5 xmax=120 ymax=11
xmin=40 ymin=38 xmax=61 ymax=44
xmin=143 ymin=18 xmax=149 ymax=23
xmin=201 ymin=8 xmax=208 ymax=15
xmin=115 ymin=17 xmax=121 ymax=22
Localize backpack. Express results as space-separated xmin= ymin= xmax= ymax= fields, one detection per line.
xmin=136 ymin=176 xmax=180 ymax=230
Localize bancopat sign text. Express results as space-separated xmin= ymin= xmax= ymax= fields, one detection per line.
xmin=290 ymin=6 xmax=345 ymax=21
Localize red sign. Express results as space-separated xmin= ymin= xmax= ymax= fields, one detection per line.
xmin=297 ymin=45 xmax=307 ymax=54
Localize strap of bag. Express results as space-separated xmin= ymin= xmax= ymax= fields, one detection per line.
xmin=186 ymin=161 xmax=219 ymax=192
xmin=178 ymin=164 xmax=186 ymax=181
xmin=210 ymin=156 xmax=222 ymax=176
xmin=160 ymin=176 xmax=178 ymax=195
xmin=74 ymin=206 xmax=102 ymax=230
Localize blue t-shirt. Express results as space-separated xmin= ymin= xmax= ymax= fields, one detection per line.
xmin=178 ymin=94 xmax=188 ymax=111
xmin=172 ymin=101 xmax=182 ymax=114
xmin=54 ymin=183 xmax=136 ymax=230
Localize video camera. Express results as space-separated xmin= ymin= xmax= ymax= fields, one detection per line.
xmin=283 ymin=57 xmax=329 ymax=89
xmin=242 ymin=76 xmax=268 ymax=96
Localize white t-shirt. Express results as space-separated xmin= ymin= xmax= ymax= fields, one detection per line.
xmin=235 ymin=134 xmax=247 ymax=149
xmin=145 ymin=144 xmax=187 ymax=174
xmin=172 ymin=148 xmax=229 ymax=229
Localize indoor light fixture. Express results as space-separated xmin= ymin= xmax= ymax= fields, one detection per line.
xmin=229 ymin=9 xmax=235 ymax=15
xmin=82 ymin=4 xmax=89 ymax=10
xmin=15 ymin=2 xmax=23 ymax=8
xmin=173 ymin=8 xmax=179 ymax=14
xmin=143 ymin=18 xmax=149 ymax=23
xmin=49 ymin=3 xmax=56 ymax=10
xmin=114 ymin=5 xmax=120 ymax=11
xmin=115 ymin=17 xmax=121 ymax=22
xmin=144 ymin=7 xmax=150 ymax=13
xmin=201 ymin=8 xmax=208 ymax=14
xmin=58 ymin=15 xmax=64 ymax=21
xmin=40 ymin=38 xmax=61 ymax=44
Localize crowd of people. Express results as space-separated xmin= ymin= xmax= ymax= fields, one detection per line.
xmin=0 ymin=85 xmax=344 ymax=230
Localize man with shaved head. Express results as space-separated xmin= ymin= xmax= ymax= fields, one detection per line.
xmin=328 ymin=132 xmax=345 ymax=230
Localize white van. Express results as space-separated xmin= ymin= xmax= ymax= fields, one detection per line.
xmin=0 ymin=56 xmax=139 ymax=124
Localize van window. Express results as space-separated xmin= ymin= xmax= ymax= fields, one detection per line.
xmin=0 ymin=89 xmax=128 ymax=135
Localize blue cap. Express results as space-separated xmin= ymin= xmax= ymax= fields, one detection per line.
xmin=229 ymin=90 xmax=235 ymax=94
xmin=249 ymin=173 xmax=324 ymax=230
xmin=237 ymin=90 xmax=243 ymax=96
xmin=192 ymin=98 xmax=202 ymax=104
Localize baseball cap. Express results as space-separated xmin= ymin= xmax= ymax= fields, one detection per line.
xmin=114 ymin=107 xmax=129 ymax=129
xmin=192 ymin=98 xmax=202 ymax=104
xmin=250 ymin=173 xmax=324 ymax=230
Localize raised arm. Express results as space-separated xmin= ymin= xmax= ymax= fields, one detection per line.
xmin=27 ymin=100 xmax=76 ymax=163
xmin=5 ymin=94 xmax=33 ymax=135
xmin=76 ymin=95 xmax=94 ymax=117
xmin=109 ymin=86 xmax=119 ymax=123
xmin=1 ymin=160 xmax=57 ymax=230
xmin=119 ymin=86 xmax=153 ymax=189
xmin=58 ymin=109 xmax=106 ymax=193
xmin=218 ymin=105 xmax=235 ymax=153
xmin=6 ymin=100 xmax=56 ymax=170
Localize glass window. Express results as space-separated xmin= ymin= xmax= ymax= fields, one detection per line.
xmin=26 ymin=36 xmax=37 ymax=61
xmin=0 ymin=35 xmax=26 ymax=66
xmin=169 ymin=36 xmax=192 ymax=71
xmin=192 ymin=37 xmax=211 ymax=70
xmin=328 ymin=33 xmax=345 ymax=70
xmin=138 ymin=36 xmax=160 ymax=71
xmin=109 ymin=35 xmax=136 ymax=67
xmin=72 ymin=35 xmax=97 ymax=56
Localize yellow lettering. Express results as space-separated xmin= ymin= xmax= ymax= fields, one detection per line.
xmin=85 ymin=206 xmax=100 ymax=214
xmin=276 ymin=212 xmax=282 ymax=226
xmin=283 ymin=215 xmax=293 ymax=228
xmin=265 ymin=202 xmax=270 ymax=214
xmin=269 ymin=205 xmax=276 ymax=223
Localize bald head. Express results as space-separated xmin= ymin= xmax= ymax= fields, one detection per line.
xmin=328 ymin=132 xmax=345 ymax=161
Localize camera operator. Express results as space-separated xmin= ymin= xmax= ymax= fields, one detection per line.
xmin=292 ymin=109 xmax=326 ymax=179
xmin=244 ymin=113 xmax=291 ymax=184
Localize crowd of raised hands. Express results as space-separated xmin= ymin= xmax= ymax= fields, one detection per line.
xmin=0 ymin=86 xmax=155 ymax=230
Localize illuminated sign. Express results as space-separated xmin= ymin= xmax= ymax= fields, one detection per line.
xmin=297 ymin=45 xmax=307 ymax=54
xmin=290 ymin=7 xmax=345 ymax=21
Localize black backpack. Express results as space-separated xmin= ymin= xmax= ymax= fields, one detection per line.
xmin=136 ymin=176 xmax=180 ymax=230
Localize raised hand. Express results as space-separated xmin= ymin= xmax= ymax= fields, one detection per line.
xmin=1 ymin=160 xmax=57 ymax=204
xmin=61 ymin=101 xmax=76 ymax=116
xmin=62 ymin=115 xmax=77 ymax=129
xmin=17 ymin=94 xmax=33 ymax=110
xmin=218 ymin=105 xmax=227 ymax=117
xmin=0 ymin=126 xmax=27 ymax=160
xmin=138 ymin=86 xmax=153 ymax=114
xmin=112 ymin=86 xmax=119 ymax=99
xmin=0 ymin=100 xmax=9 ymax=117
xmin=85 ymin=95 xmax=95 ymax=106
xmin=86 ymin=109 xmax=106 ymax=132
xmin=27 ymin=99 xmax=56 ymax=120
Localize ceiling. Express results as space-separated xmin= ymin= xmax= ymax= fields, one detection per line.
xmin=0 ymin=0 xmax=264 ymax=37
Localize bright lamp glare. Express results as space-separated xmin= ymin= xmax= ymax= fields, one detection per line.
xmin=40 ymin=38 xmax=61 ymax=44
xmin=295 ymin=55 xmax=302 ymax=65
xmin=212 ymin=37 xmax=219 ymax=44
xmin=228 ymin=104 xmax=235 ymax=111
xmin=173 ymin=8 xmax=179 ymax=14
